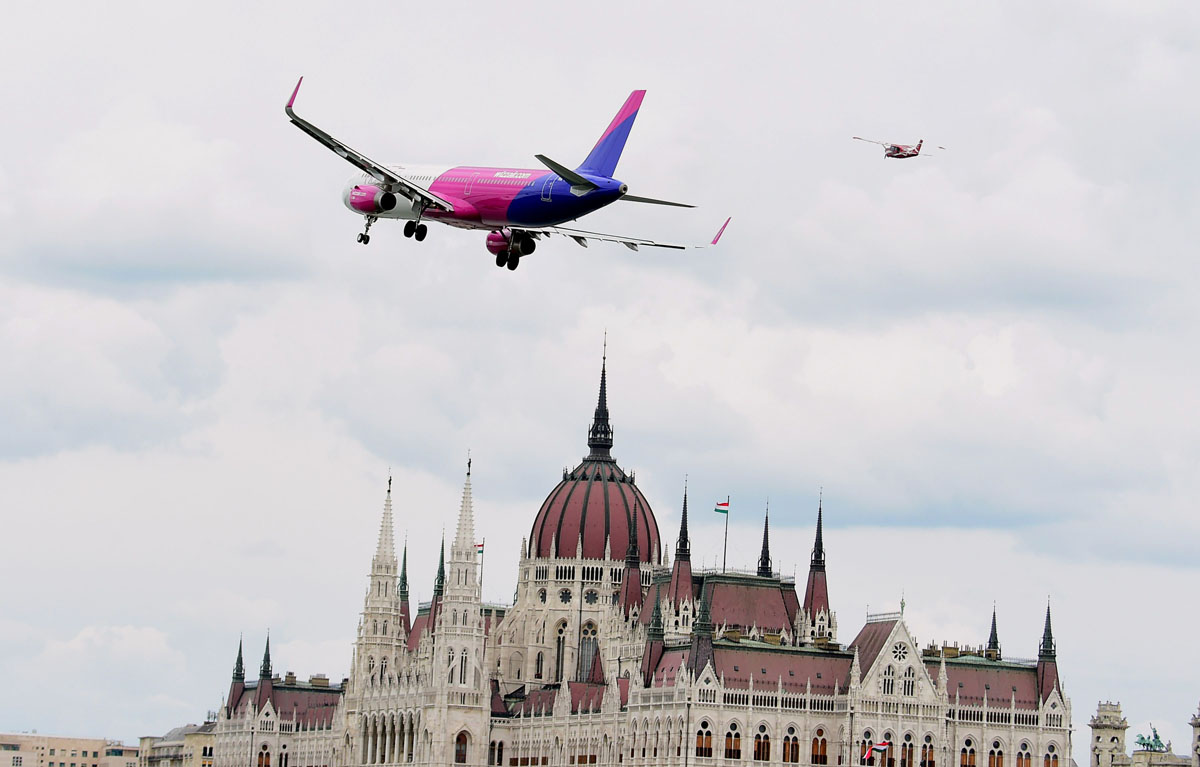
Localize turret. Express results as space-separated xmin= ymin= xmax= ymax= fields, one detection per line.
xmin=1089 ymin=702 xmax=1128 ymax=767
xmin=801 ymin=497 xmax=836 ymax=644
xmin=1036 ymin=602 xmax=1060 ymax=703
xmin=398 ymin=541 xmax=411 ymax=635
xmin=666 ymin=483 xmax=694 ymax=607
xmin=620 ymin=502 xmax=645 ymax=617
xmin=254 ymin=634 xmax=274 ymax=710
xmin=641 ymin=585 xmax=665 ymax=688
xmin=985 ymin=606 xmax=1001 ymax=660
xmin=757 ymin=507 xmax=772 ymax=577
xmin=587 ymin=342 xmax=613 ymax=459
xmin=686 ymin=585 xmax=714 ymax=678
xmin=225 ymin=637 xmax=246 ymax=714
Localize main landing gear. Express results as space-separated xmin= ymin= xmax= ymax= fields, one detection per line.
xmin=356 ymin=216 xmax=377 ymax=245
xmin=403 ymin=220 xmax=428 ymax=241
xmin=491 ymin=231 xmax=535 ymax=271
xmin=496 ymin=251 xmax=521 ymax=270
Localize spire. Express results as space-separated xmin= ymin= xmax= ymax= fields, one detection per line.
xmin=620 ymin=502 xmax=645 ymax=616
xmin=232 ymin=637 xmax=245 ymax=682
xmin=259 ymin=634 xmax=272 ymax=678
xmin=988 ymin=606 xmax=1000 ymax=651
xmin=433 ymin=535 xmax=446 ymax=598
xmin=376 ymin=474 xmax=396 ymax=563
xmin=648 ymin=584 xmax=664 ymax=640
xmin=1039 ymin=601 xmax=1056 ymax=659
xmin=694 ymin=588 xmax=712 ymax=635
xmin=626 ymin=501 xmax=641 ymax=565
xmin=757 ymin=505 xmax=772 ymax=577
xmin=811 ymin=491 xmax=825 ymax=568
xmin=586 ymin=337 xmax=614 ymax=458
xmin=453 ymin=458 xmax=476 ymax=553
xmin=398 ymin=539 xmax=409 ymax=601
xmin=686 ymin=585 xmax=714 ymax=678
xmin=676 ymin=479 xmax=691 ymax=560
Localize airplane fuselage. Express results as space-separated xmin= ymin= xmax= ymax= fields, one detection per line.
xmin=343 ymin=164 xmax=628 ymax=230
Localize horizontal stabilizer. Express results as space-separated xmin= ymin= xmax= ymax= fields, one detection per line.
xmin=619 ymin=194 xmax=694 ymax=208
xmin=535 ymin=154 xmax=598 ymax=197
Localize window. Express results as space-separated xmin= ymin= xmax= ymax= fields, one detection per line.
xmin=1017 ymin=744 xmax=1031 ymax=767
xmin=862 ymin=732 xmax=875 ymax=766
xmin=922 ymin=736 xmax=936 ymax=767
xmin=811 ymin=728 xmax=828 ymax=765
xmin=725 ymin=724 xmax=742 ymax=760
xmin=455 ymin=732 xmax=468 ymax=764
xmin=901 ymin=735 xmax=914 ymax=767
xmin=460 ymin=650 xmax=468 ymax=684
xmin=579 ymin=623 xmax=599 ymax=678
xmin=13 ymin=757 xmax=23 ymax=766
xmin=535 ymin=652 xmax=544 ymax=679
xmin=883 ymin=665 xmax=896 ymax=695
xmin=1044 ymin=745 xmax=1058 ymax=767
xmin=696 ymin=721 xmax=713 ymax=758
xmin=489 ymin=742 xmax=497 ymax=765
xmin=903 ymin=667 xmax=915 ymax=696
xmin=559 ymin=589 xmax=572 ymax=604
xmin=961 ymin=740 xmax=976 ymax=767
xmin=754 ymin=726 xmax=771 ymax=761
xmin=555 ymin=623 xmax=567 ymax=682
xmin=989 ymin=744 xmax=1004 ymax=767
xmin=257 ymin=746 xmax=271 ymax=767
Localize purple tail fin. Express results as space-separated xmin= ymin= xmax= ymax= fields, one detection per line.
xmin=577 ymin=90 xmax=646 ymax=178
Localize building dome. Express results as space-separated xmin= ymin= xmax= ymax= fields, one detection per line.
xmin=528 ymin=356 xmax=661 ymax=563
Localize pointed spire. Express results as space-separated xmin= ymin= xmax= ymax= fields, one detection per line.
xmin=694 ymin=586 xmax=713 ymax=636
xmin=398 ymin=538 xmax=409 ymax=601
xmin=987 ymin=605 xmax=1001 ymax=653
xmin=757 ymin=504 xmax=772 ymax=577
xmin=259 ymin=633 xmax=272 ymax=678
xmin=453 ymin=457 xmax=476 ymax=552
xmin=676 ymin=478 xmax=691 ymax=560
xmin=1039 ymin=601 xmax=1056 ymax=659
xmin=811 ymin=491 xmax=825 ymax=568
xmin=586 ymin=337 xmax=614 ymax=458
xmin=232 ymin=637 xmax=245 ymax=681
xmin=434 ymin=534 xmax=446 ymax=598
xmin=626 ymin=501 xmax=641 ymax=565
xmin=648 ymin=584 xmax=664 ymax=640
xmin=375 ymin=474 xmax=397 ymax=564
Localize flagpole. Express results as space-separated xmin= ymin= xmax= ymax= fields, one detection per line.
xmin=722 ymin=495 xmax=729 ymax=573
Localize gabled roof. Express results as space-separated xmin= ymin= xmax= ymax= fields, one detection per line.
xmin=648 ymin=647 xmax=691 ymax=687
xmin=568 ymin=682 xmax=606 ymax=713
xmin=701 ymin=575 xmax=796 ymax=634
xmin=228 ymin=679 xmax=343 ymax=728
xmin=925 ymin=655 xmax=1041 ymax=710
xmin=847 ymin=619 xmax=897 ymax=672
xmin=711 ymin=642 xmax=853 ymax=695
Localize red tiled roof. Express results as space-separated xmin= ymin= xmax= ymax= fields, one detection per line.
xmin=230 ymin=681 xmax=343 ymax=728
xmin=802 ymin=568 xmax=830 ymax=616
xmin=711 ymin=645 xmax=853 ymax=695
xmin=406 ymin=615 xmax=428 ymax=652
xmin=848 ymin=620 xmax=897 ymax=671
xmin=782 ymin=588 xmax=800 ymax=625
xmin=568 ymin=682 xmax=606 ymax=713
xmin=704 ymin=578 xmax=795 ymax=634
xmin=617 ymin=677 xmax=630 ymax=708
xmin=649 ymin=648 xmax=690 ymax=687
xmin=530 ymin=459 xmax=660 ymax=562
xmin=490 ymin=679 xmax=509 ymax=716
xmin=925 ymin=658 xmax=1041 ymax=710
xmin=511 ymin=687 xmax=557 ymax=716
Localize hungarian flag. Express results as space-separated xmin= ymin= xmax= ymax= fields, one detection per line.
xmin=870 ymin=743 xmax=891 ymax=755
xmin=714 ymin=500 xmax=729 ymax=514
xmin=475 ymin=542 xmax=484 ymax=555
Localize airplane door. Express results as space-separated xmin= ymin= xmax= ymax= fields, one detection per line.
xmin=540 ymin=175 xmax=555 ymax=202
xmin=465 ymin=173 xmax=478 ymax=197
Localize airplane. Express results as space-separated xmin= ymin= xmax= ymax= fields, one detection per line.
xmin=285 ymin=79 xmax=729 ymax=270
xmin=852 ymin=137 xmax=945 ymax=159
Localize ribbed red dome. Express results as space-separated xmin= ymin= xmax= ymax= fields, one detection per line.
xmin=528 ymin=353 xmax=661 ymax=563
xmin=530 ymin=458 xmax=660 ymax=562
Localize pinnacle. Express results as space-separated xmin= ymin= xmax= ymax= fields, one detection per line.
xmin=676 ymin=481 xmax=690 ymax=559
xmin=587 ymin=344 xmax=614 ymax=457
xmin=757 ymin=507 xmax=772 ymax=577
xmin=452 ymin=461 xmax=476 ymax=553
xmin=375 ymin=475 xmax=397 ymax=566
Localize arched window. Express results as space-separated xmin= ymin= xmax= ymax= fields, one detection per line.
xmin=459 ymin=650 xmax=468 ymax=685
xmin=696 ymin=720 xmax=713 ymax=758
xmin=489 ymin=741 xmax=496 ymax=765
xmin=923 ymin=736 xmax=936 ymax=767
xmin=1044 ymin=745 xmax=1058 ymax=767
xmin=862 ymin=731 xmax=875 ymax=766
xmin=380 ymin=657 xmax=388 ymax=680
xmin=257 ymin=746 xmax=270 ymax=767
xmin=903 ymin=667 xmax=915 ymax=696
xmin=579 ymin=623 xmax=599 ymax=678
xmin=535 ymin=652 xmax=544 ymax=679
xmin=810 ymin=728 xmax=827 ymax=765
xmin=725 ymin=723 xmax=742 ymax=760
xmin=497 ymin=742 xmax=503 ymax=766
xmin=448 ymin=648 xmax=456 ymax=683
xmin=382 ymin=620 xmax=388 ymax=636
xmin=455 ymin=732 xmax=468 ymax=764
xmin=883 ymin=665 xmax=896 ymax=695
xmin=962 ymin=739 xmax=977 ymax=767
xmin=373 ymin=619 xmax=378 ymax=635
xmin=885 ymin=733 xmax=896 ymax=767
xmin=902 ymin=735 xmax=914 ymax=767
xmin=1017 ymin=744 xmax=1031 ymax=767
xmin=754 ymin=725 xmax=771 ymax=761
xmin=989 ymin=742 xmax=1004 ymax=767
xmin=555 ymin=622 xmax=567 ymax=682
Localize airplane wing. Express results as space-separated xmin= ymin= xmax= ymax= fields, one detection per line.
xmin=284 ymin=78 xmax=455 ymax=213
xmin=852 ymin=136 xmax=892 ymax=147
xmin=529 ymin=217 xmax=730 ymax=252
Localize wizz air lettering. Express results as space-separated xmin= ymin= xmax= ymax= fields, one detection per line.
xmin=285 ymin=78 xmax=729 ymax=271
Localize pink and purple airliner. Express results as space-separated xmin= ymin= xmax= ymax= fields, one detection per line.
xmin=286 ymin=78 xmax=729 ymax=270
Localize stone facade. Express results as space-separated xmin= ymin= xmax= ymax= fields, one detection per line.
xmin=1088 ymin=702 xmax=1200 ymax=767
xmin=139 ymin=723 xmax=215 ymax=767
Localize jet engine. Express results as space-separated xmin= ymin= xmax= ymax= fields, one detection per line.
xmin=485 ymin=228 xmax=535 ymax=256
xmin=344 ymin=184 xmax=397 ymax=214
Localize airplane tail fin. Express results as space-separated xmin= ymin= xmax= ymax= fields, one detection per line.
xmin=577 ymin=90 xmax=646 ymax=178
xmin=916 ymin=139 xmax=923 ymax=154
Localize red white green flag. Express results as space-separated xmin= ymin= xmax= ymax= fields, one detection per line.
xmin=714 ymin=500 xmax=729 ymax=514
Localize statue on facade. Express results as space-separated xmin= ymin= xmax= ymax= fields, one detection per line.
xmin=1134 ymin=726 xmax=1167 ymax=752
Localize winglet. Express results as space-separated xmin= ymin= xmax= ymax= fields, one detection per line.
xmin=286 ymin=77 xmax=303 ymax=111
xmin=711 ymin=217 xmax=732 ymax=246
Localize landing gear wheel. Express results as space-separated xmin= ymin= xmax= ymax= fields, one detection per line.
xmin=414 ymin=223 xmax=428 ymax=242
xmin=520 ymin=234 xmax=536 ymax=255
xmin=356 ymin=234 xmax=363 ymax=244
xmin=495 ymin=251 xmax=509 ymax=268
xmin=360 ymin=234 xmax=370 ymax=245
xmin=506 ymin=254 xmax=520 ymax=271
xmin=358 ymin=215 xmax=377 ymax=244
xmin=403 ymin=220 xmax=417 ymax=238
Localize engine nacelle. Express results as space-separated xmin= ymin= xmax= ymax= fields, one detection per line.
xmin=345 ymin=185 xmax=397 ymax=214
xmin=485 ymin=229 xmax=535 ymax=256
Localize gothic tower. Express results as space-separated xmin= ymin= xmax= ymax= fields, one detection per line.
xmin=438 ymin=461 xmax=486 ymax=692
xmin=800 ymin=497 xmax=837 ymax=644
xmin=354 ymin=477 xmax=402 ymax=689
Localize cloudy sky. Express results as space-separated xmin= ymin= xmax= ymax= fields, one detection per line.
xmin=2 ymin=0 xmax=1198 ymax=751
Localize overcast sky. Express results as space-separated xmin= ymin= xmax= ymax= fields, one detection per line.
xmin=2 ymin=0 xmax=1198 ymax=752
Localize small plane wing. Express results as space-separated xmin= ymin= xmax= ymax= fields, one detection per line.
xmin=852 ymin=136 xmax=892 ymax=147
xmin=529 ymin=217 xmax=731 ymax=252
xmin=285 ymin=77 xmax=455 ymax=213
